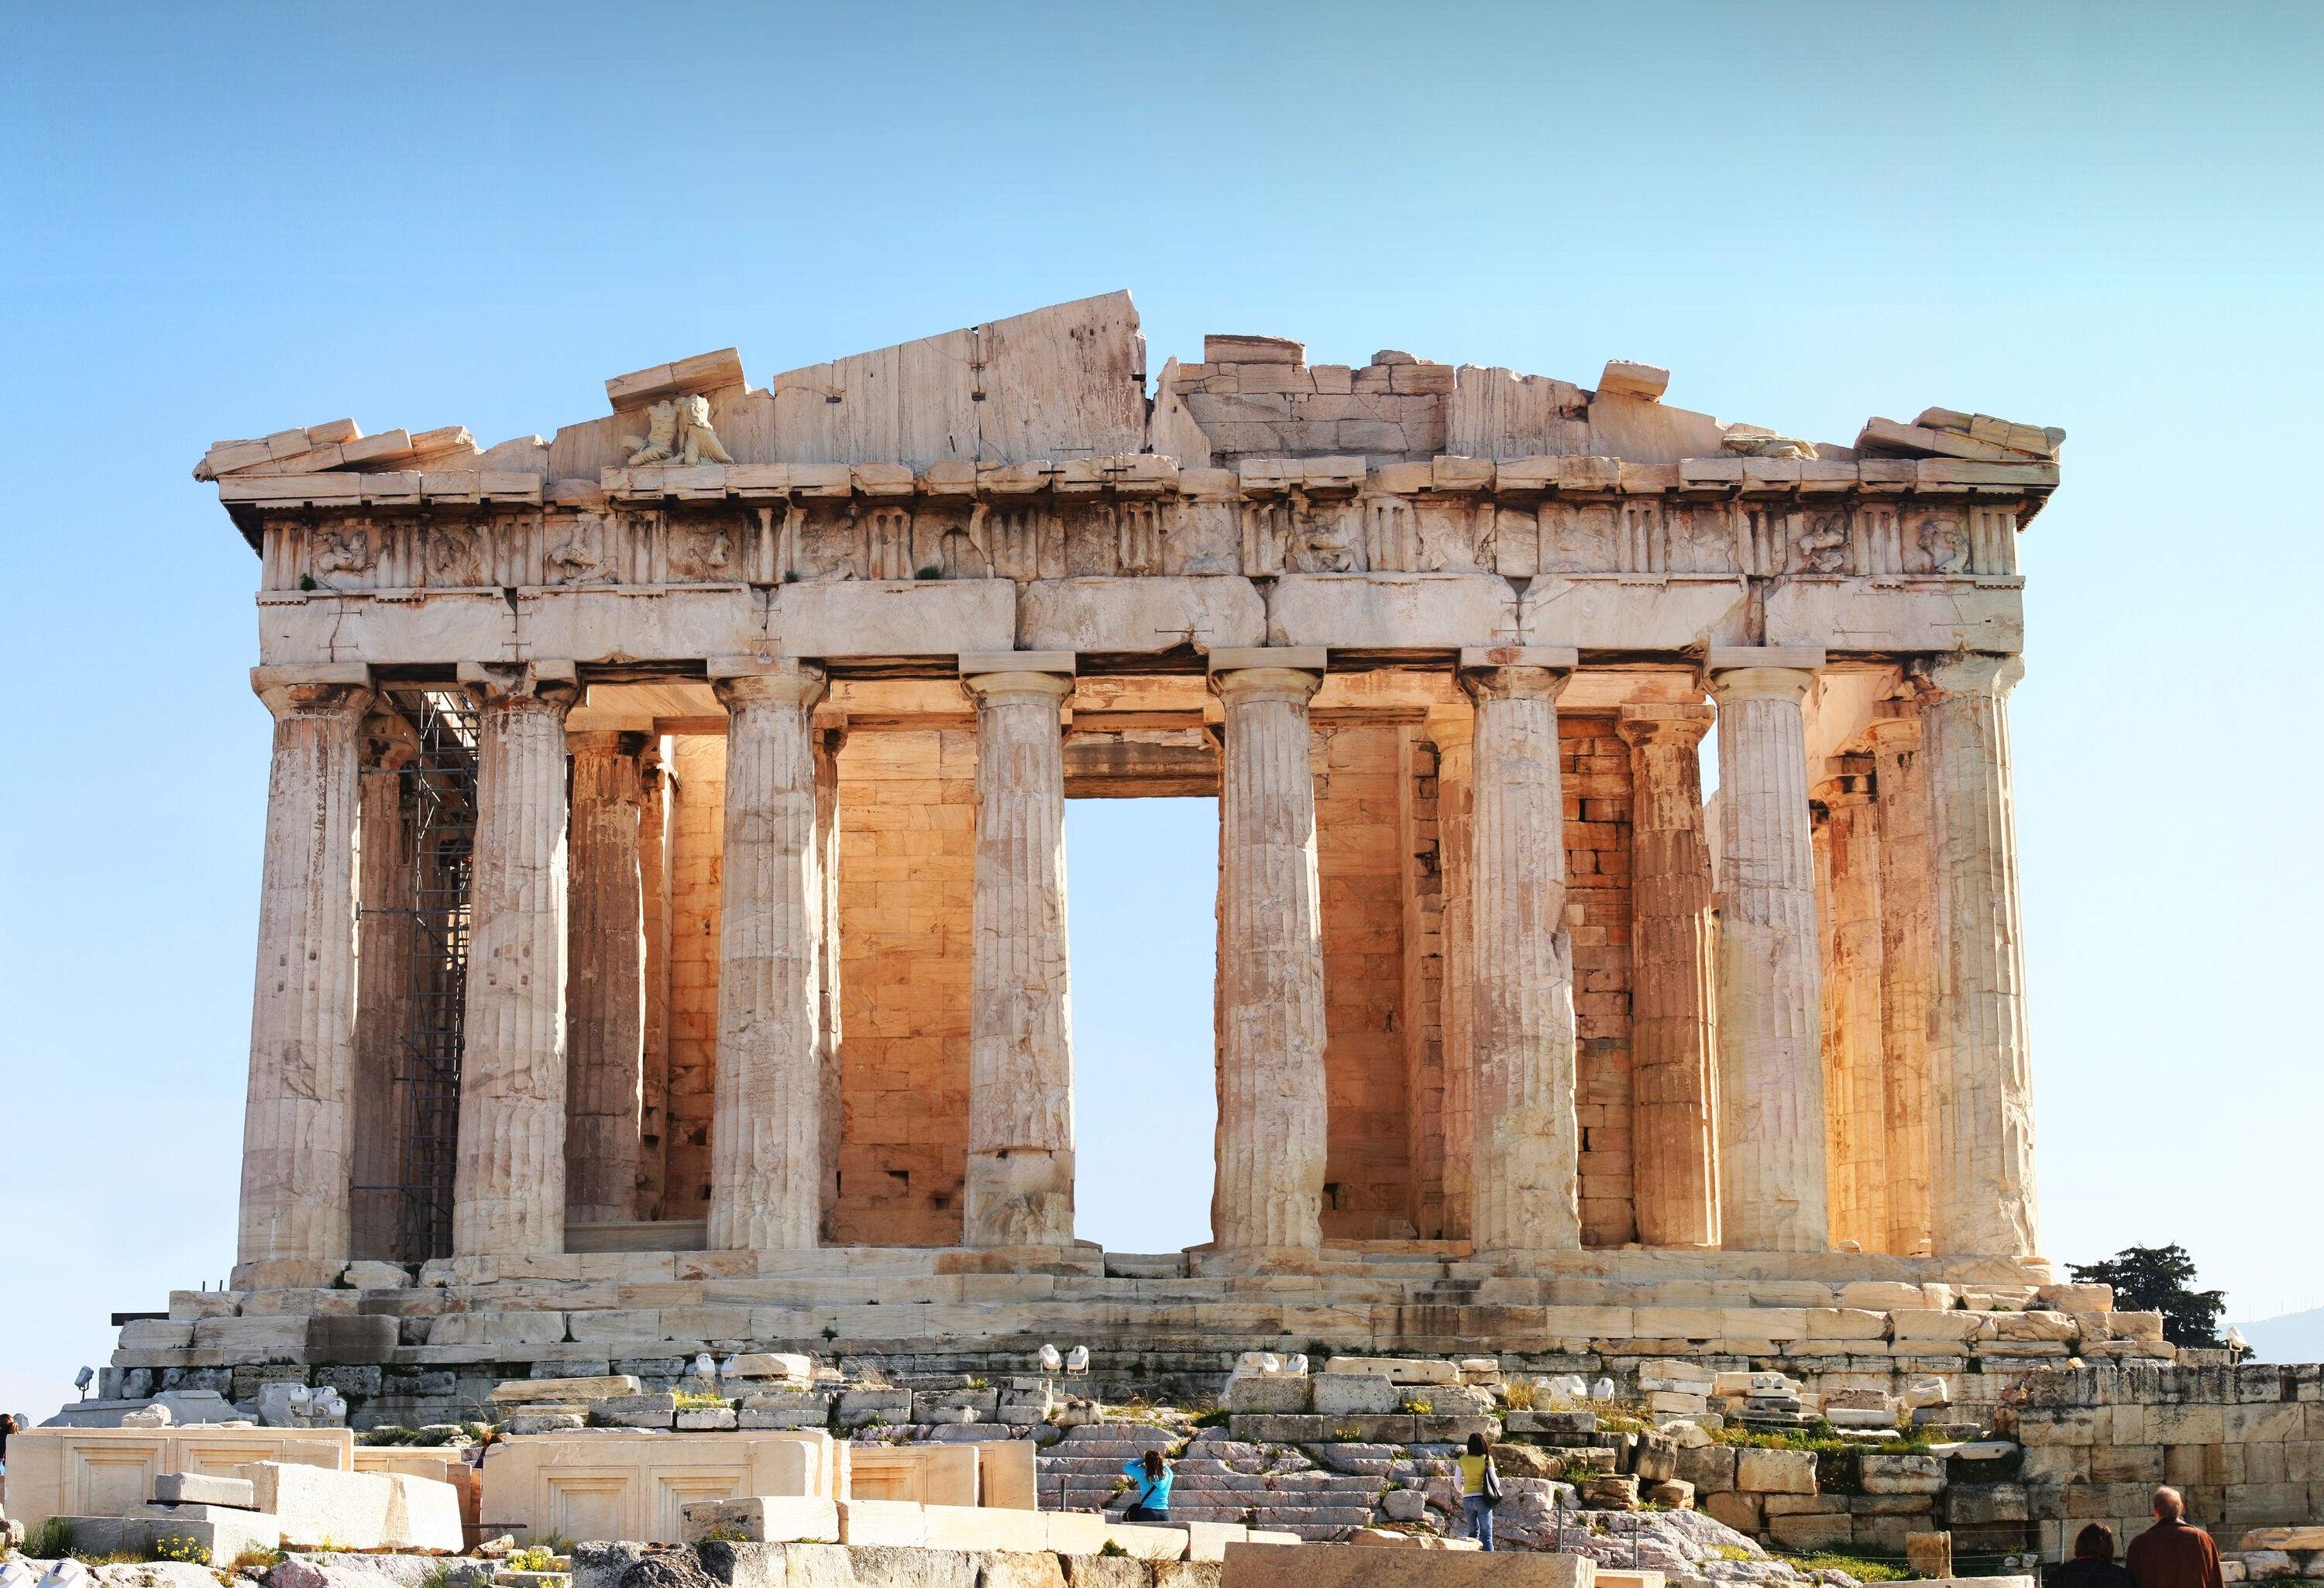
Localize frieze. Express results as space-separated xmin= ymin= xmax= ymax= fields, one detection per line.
xmin=236 ymin=454 xmax=2045 ymax=594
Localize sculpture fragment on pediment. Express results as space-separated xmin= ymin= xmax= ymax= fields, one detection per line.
xmin=623 ymin=394 xmax=735 ymax=467
xmin=1721 ymin=421 xmax=1819 ymax=461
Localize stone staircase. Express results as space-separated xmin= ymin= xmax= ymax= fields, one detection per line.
xmin=1033 ymin=1424 xmax=1422 ymax=1541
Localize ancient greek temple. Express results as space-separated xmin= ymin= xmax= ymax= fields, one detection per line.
xmin=204 ymin=292 xmax=2056 ymax=1306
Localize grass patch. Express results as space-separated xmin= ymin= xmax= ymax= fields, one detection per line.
xmin=1191 ymin=1408 xmax=1231 ymax=1428
xmin=506 ymin=1546 xmax=560 ymax=1573
xmin=1771 ymin=1548 xmax=1913 ymax=1582
xmin=26 ymin=1518 xmax=76 ymax=1558
xmin=673 ymin=1388 xmax=729 ymax=1411
xmin=233 ymin=1545 xmax=289 ymax=1572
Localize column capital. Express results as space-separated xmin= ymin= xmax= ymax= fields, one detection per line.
xmin=360 ymin=710 xmax=420 ymax=772
xmin=711 ymin=658 xmax=828 ymax=711
xmin=1209 ymin=658 xmax=1324 ymax=706
xmin=567 ymin=728 xmax=652 ymax=757
xmin=1707 ymin=646 xmax=1823 ymax=703
xmin=1859 ymin=713 xmax=1923 ymax=752
xmin=1915 ymin=651 xmax=2024 ymax=699
xmin=1458 ymin=645 xmax=1576 ymax=707
xmin=963 ymin=668 xmax=1075 ymax=708
xmin=1617 ymin=701 xmax=1716 ymax=751
xmin=252 ymin=663 xmax=373 ymax=720
xmin=1208 ymin=644 xmax=1326 ymax=677
xmin=1813 ymin=772 xmax=1877 ymax=807
xmin=458 ymin=659 xmax=579 ymax=714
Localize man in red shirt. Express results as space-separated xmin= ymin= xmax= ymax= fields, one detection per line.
xmin=2126 ymin=1487 xmax=2224 ymax=1588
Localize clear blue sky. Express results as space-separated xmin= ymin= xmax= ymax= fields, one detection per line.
xmin=5 ymin=2 xmax=2320 ymax=1418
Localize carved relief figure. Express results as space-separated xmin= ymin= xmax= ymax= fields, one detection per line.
xmin=667 ymin=524 xmax=734 ymax=583
xmin=546 ymin=515 xmax=612 ymax=585
xmin=677 ymin=394 xmax=734 ymax=465
xmin=1796 ymin=514 xmax=1848 ymax=574
xmin=1918 ymin=514 xmax=1970 ymax=573
xmin=311 ymin=525 xmax=374 ymax=581
xmin=1286 ymin=492 xmax=1367 ymax=573
xmin=622 ymin=400 xmax=680 ymax=466
xmin=428 ymin=526 xmax=483 ymax=586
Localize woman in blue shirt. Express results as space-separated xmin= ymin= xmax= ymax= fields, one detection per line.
xmin=1122 ymin=1449 xmax=1173 ymax=1521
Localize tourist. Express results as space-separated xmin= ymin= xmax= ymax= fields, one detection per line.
xmin=2058 ymin=1524 xmax=2134 ymax=1588
xmin=2126 ymin=1487 xmax=2223 ymax=1588
xmin=1459 ymin=1431 xmax=1502 ymax=1551
xmin=0 ymin=1411 xmax=14 ymax=1480
xmin=1122 ymin=1449 xmax=1172 ymax=1522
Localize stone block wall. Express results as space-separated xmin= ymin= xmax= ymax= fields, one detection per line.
xmin=830 ymin=726 xmax=975 ymax=1246
xmin=1397 ymin=727 xmax=1449 ymax=1241
xmin=2009 ymin=1362 xmax=2324 ymax=1555
xmin=1314 ymin=722 xmax=1413 ymax=1236
xmin=1170 ymin=339 xmax=1453 ymax=466
xmin=662 ymin=734 xmax=727 ymax=1217
xmin=1562 ymin=714 xmax=1636 ymax=1247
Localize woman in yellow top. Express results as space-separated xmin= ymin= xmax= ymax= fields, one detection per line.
xmin=1457 ymin=1432 xmax=1499 ymax=1550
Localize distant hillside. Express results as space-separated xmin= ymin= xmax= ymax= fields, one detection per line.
xmin=2230 ymin=1307 xmax=2324 ymax=1363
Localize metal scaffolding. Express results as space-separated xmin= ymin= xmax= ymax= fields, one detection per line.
xmin=380 ymin=686 xmax=481 ymax=1263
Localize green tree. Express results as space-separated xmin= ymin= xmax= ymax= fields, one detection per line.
xmin=2068 ymin=1243 xmax=2225 ymax=1349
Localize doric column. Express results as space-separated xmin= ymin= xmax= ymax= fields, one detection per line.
xmin=1815 ymin=760 xmax=1890 ymax=1251
xmin=635 ymin=745 xmax=670 ymax=1220
xmin=1919 ymin=653 xmax=2040 ymax=1257
xmin=1459 ymin=647 xmax=1583 ymax=1257
xmin=452 ymin=661 xmax=579 ymax=1258
xmin=1616 ymin=702 xmax=1720 ymax=1249
xmin=237 ymin=664 xmax=373 ymax=1282
xmin=706 ymin=658 xmax=830 ymax=1252
xmin=1863 ymin=712 xmax=1935 ymax=1254
xmin=350 ymin=710 xmax=418 ymax=1261
xmin=1707 ymin=648 xmax=1830 ymax=1253
xmin=1429 ymin=713 xmax=1476 ymax=1243
xmin=565 ymin=730 xmax=649 ymax=1227
xmin=961 ymin=653 xmax=1078 ymax=1249
xmin=1208 ymin=649 xmax=1329 ymax=1255
xmin=813 ymin=721 xmax=847 ymax=1240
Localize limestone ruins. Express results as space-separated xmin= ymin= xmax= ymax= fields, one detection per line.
xmin=35 ymin=301 xmax=2324 ymax=1568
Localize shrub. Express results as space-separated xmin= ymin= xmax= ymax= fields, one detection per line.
xmin=26 ymin=1518 xmax=75 ymax=1559
xmin=232 ymin=1545 xmax=288 ymax=1572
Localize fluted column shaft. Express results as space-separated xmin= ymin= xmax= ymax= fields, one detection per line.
xmin=1617 ymin=703 xmax=1720 ymax=1249
xmin=1920 ymin=654 xmax=2040 ymax=1257
xmin=1211 ymin=664 xmax=1329 ymax=1253
xmin=351 ymin=713 xmax=418 ymax=1261
xmin=566 ymin=731 xmax=649 ymax=1227
xmin=1864 ymin=714 xmax=1935 ymax=1254
xmin=813 ymin=724 xmax=847 ymax=1240
xmin=1816 ymin=772 xmax=1889 ymax=1251
xmin=1709 ymin=655 xmax=1830 ymax=1252
xmin=1431 ymin=717 xmax=1476 ymax=1243
xmin=238 ymin=669 xmax=373 ymax=1278
xmin=706 ymin=662 xmax=830 ymax=1251
xmin=1460 ymin=658 xmax=1582 ymax=1256
xmin=964 ymin=669 xmax=1078 ymax=1247
xmin=453 ymin=663 xmax=579 ymax=1257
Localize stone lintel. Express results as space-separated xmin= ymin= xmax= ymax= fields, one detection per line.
xmin=251 ymin=662 xmax=371 ymax=693
xmin=457 ymin=658 xmax=578 ymax=689
xmin=1206 ymin=646 xmax=1328 ymax=675
xmin=1458 ymin=645 xmax=1579 ymax=673
xmin=707 ymin=655 xmax=820 ymax=680
xmin=1707 ymin=646 xmax=1826 ymax=675
xmin=605 ymin=349 xmax=746 ymax=408
xmin=958 ymin=651 xmax=1076 ymax=677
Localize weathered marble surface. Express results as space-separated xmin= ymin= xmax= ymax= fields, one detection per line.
xmin=453 ymin=662 xmax=579 ymax=1259
xmin=963 ymin=665 xmax=1078 ymax=1248
xmin=707 ymin=662 xmax=830 ymax=1253
xmin=1211 ymin=659 xmax=1329 ymax=1253
xmin=1710 ymin=651 xmax=1829 ymax=1255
